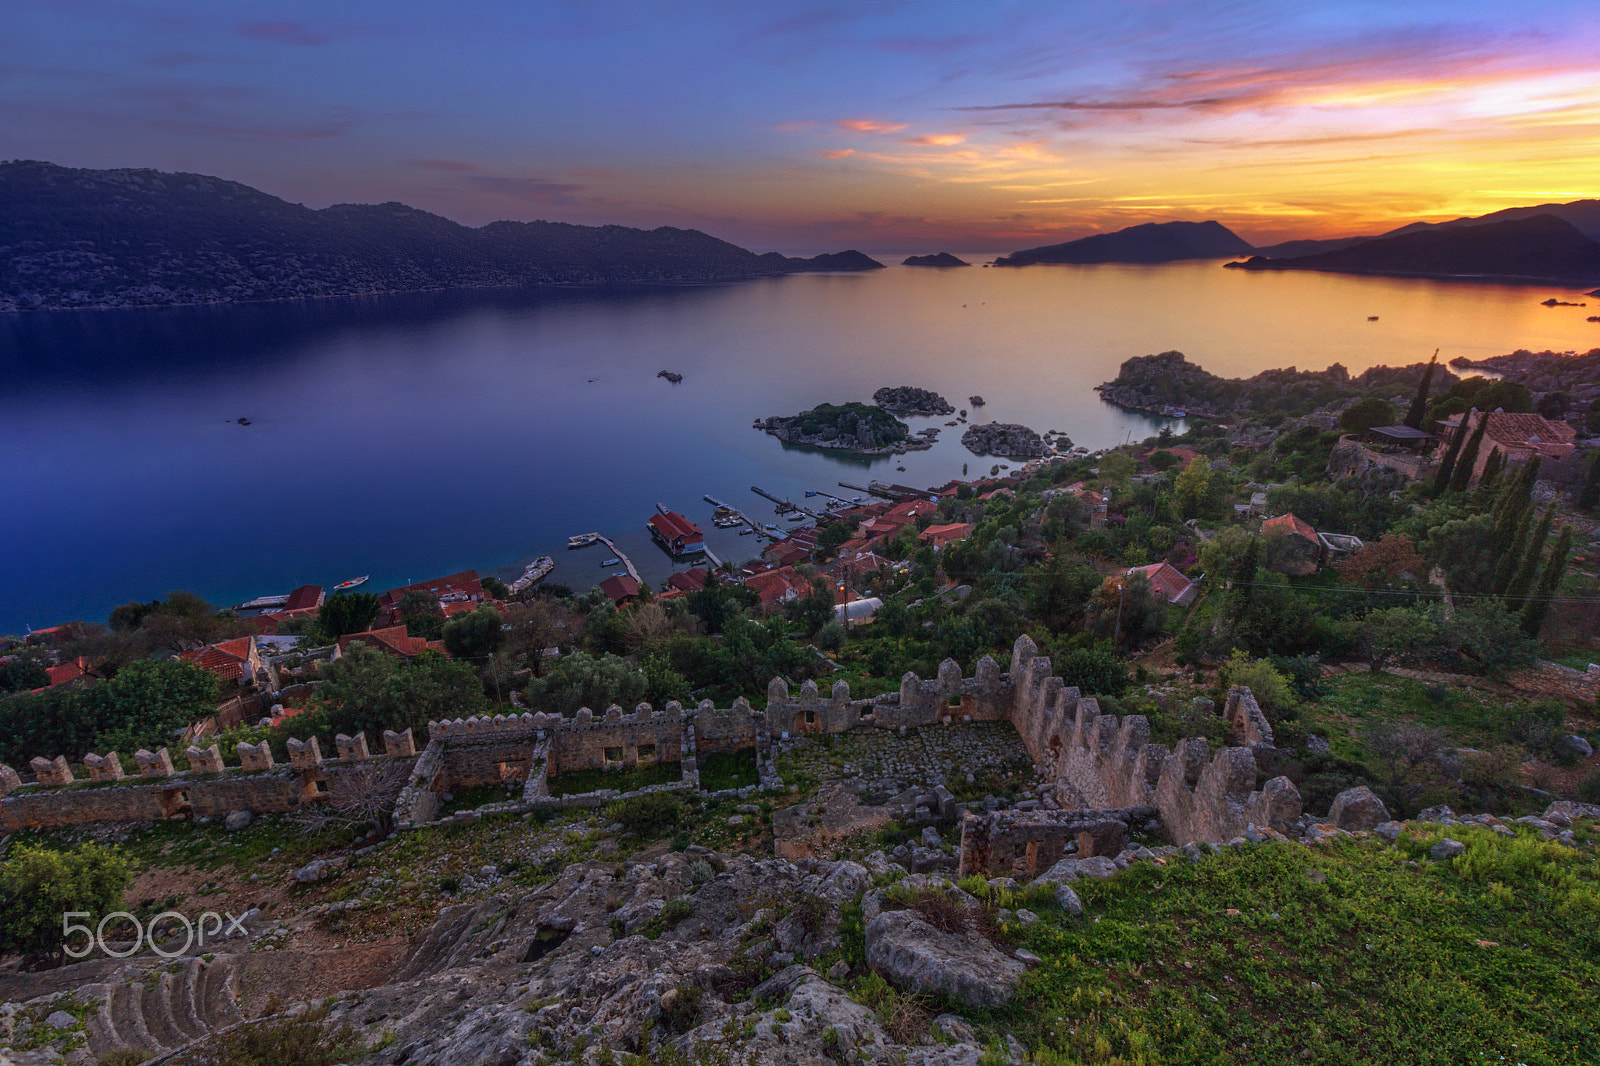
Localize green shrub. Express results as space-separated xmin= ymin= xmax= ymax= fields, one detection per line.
xmin=176 ymin=1003 xmax=363 ymax=1066
xmin=659 ymin=983 xmax=704 ymax=1034
xmin=604 ymin=791 xmax=685 ymax=835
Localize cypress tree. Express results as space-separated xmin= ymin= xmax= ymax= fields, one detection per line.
xmin=1520 ymin=523 xmax=1573 ymax=637
xmin=1580 ymin=450 xmax=1600 ymax=511
xmin=1505 ymin=502 xmax=1555 ymax=603
xmin=1490 ymin=456 xmax=1541 ymax=554
xmin=1432 ymin=412 xmax=1470 ymax=495
xmin=1476 ymin=447 xmax=1504 ymax=499
xmin=1448 ymin=411 xmax=1489 ymax=493
xmin=1493 ymin=505 xmax=1533 ymax=596
xmin=1404 ymin=350 xmax=1438 ymax=430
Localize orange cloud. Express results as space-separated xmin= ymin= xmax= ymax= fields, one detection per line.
xmin=838 ymin=118 xmax=908 ymax=133
xmin=903 ymin=133 xmax=967 ymax=146
xmin=819 ymin=149 xmax=855 ymax=159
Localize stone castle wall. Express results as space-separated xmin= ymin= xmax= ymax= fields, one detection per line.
xmin=1507 ymin=661 xmax=1600 ymax=704
xmin=2 ymin=637 xmax=1302 ymax=846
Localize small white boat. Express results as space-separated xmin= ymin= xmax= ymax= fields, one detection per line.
xmin=332 ymin=576 xmax=369 ymax=591
xmin=601 ymin=558 xmax=621 ymax=567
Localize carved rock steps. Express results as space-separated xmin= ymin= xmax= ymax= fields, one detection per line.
xmin=84 ymin=955 xmax=243 ymax=1057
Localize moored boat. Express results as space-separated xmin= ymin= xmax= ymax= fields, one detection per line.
xmin=332 ymin=576 xmax=369 ymax=591
xmin=568 ymin=532 xmax=600 ymax=548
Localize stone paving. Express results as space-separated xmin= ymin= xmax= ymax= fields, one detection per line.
xmin=777 ymin=721 xmax=1034 ymax=791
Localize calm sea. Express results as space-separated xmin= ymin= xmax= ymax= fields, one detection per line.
xmin=2 ymin=258 xmax=1595 ymax=633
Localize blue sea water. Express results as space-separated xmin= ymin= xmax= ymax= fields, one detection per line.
xmin=2 ymin=258 xmax=1594 ymax=633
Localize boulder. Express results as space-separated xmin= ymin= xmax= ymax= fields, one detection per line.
xmin=1430 ymin=838 xmax=1467 ymax=861
xmin=225 ymin=809 xmax=254 ymax=831
xmin=1033 ymin=855 xmax=1118 ymax=884
xmin=865 ymin=910 xmax=1024 ymax=1008
xmin=293 ymin=859 xmax=332 ymax=883
xmin=1555 ymin=734 xmax=1593 ymax=760
xmin=1327 ymin=786 xmax=1389 ymax=831
xmin=1415 ymin=805 xmax=1456 ymax=823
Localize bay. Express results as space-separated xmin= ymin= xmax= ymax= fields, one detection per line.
xmin=1 ymin=258 xmax=1594 ymax=634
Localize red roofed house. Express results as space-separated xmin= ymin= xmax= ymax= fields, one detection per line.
xmin=1261 ymin=512 xmax=1324 ymax=575
xmin=599 ymin=574 xmax=643 ymax=605
xmin=665 ymin=568 xmax=710 ymax=594
xmin=648 ymin=511 xmax=704 ymax=556
xmin=1126 ymin=562 xmax=1199 ymax=607
xmin=919 ymin=523 xmax=974 ymax=551
xmin=763 ymin=542 xmax=812 ymax=568
xmin=1438 ymin=410 xmax=1577 ymax=485
xmin=743 ymin=566 xmax=809 ymax=608
xmin=338 ymin=626 xmax=448 ymax=659
xmin=283 ymin=584 xmax=324 ymax=613
xmin=886 ymin=498 xmax=939 ymax=521
xmin=378 ymin=571 xmax=484 ymax=624
xmin=180 ymin=636 xmax=263 ymax=686
xmin=32 ymin=656 xmax=97 ymax=691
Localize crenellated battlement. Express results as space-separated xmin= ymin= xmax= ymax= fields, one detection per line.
xmin=3 ymin=635 xmax=1299 ymax=845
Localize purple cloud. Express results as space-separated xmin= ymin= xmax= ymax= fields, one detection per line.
xmin=469 ymin=175 xmax=585 ymax=205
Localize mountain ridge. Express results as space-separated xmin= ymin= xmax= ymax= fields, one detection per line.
xmin=0 ymin=160 xmax=882 ymax=312
xmin=993 ymin=220 xmax=1255 ymax=266
xmin=1226 ymin=214 xmax=1600 ymax=283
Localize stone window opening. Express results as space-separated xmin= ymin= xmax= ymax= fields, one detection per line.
xmin=604 ymin=746 xmax=624 ymax=765
xmin=158 ymin=788 xmax=193 ymax=818
xmin=637 ymin=743 xmax=657 ymax=763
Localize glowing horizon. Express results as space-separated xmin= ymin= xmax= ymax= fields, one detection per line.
xmin=5 ymin=0 xmax=1598 ymax=251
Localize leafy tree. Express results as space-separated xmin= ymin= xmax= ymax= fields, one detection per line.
xmin=1172 ymin=456 xmax=1211 ymax=520
xmin=442 ymin=606 xmax=505 ymax=661
xmin=1521 ymin=524 xmax=1573 ymax=638
xmin=1147 ymin=450 xmax=1180 ymax=472
xmin=814 ymin=621 xmax=847 ymax=652
xmin=524 ymin=650 xmax=647 ymax=716
xmin=108 ymin=599 xmax=160 ymax=631
xmin=395 ymin=589 xmax=439 ymax=619
xmin=1053 ymin=643 xmax=1128 ymax=696
xmin=1339 ymin=397 xmax=1397 ymax=434
xmin=814 ymin=521 xmax=855 ymax=558
xmin=0 ymin=659 xmax=48 ymax=695
xmin=318 ymin=592 xmax=380 ymax=639
xmin=1426 ymin=514 xmax=1496 ymax=595
xmin=1219 ymin=652 xmax=1299 ymax=719
xmin=481 ymin=576 xmax=509 ymax=600
xmin=1536 ymin=390 xmax=1573 ymax=420
xmin=1403 ymin=351 xmax=1438 ymax=429
xmin=1475 ymin=447 xmax=1504 ymax=497
xmin=1492 ymin=505 xmax=1534 ymax=595
xmin=1026 ymin=557 xmax=1099 ymax=632
xmin=1095 ymin=451 xmax=1137 ymax=484
xmin=1356 ymin=606 xmax=1435 ymax=672
xmin=1332 ymin=534 xmax=1425 ymax=588
xmin=1433 ymin=603 xmax=1538 ymax=675
xmin=784 ymin=577 xmax=836 ymax=636
xmin=316 ymin=645 xmax=486 ymax=739
xmin=84 ymin=658 xmax=221 ymax=756
xmin=0 ymin=843 xmax=129 ymax=961
xmin=1472 ymin=380 xmax=1533 ymax=414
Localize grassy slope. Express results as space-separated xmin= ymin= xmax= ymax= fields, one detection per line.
xmin=975 ymin=826 xmax=1600 ymax=1065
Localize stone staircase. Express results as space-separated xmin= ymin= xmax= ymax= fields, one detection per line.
xmin=82 ymin=954 xmax=245 ymax=1058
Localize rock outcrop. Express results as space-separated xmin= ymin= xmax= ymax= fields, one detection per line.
xmin=902 ymin=253 xmax=970 ymax=267
xmin=864 ymin=910 xmax=1025 ymax=1008
xmin=960 ymin=422 xmax=1047 ymax=458
xmin=758 ymin=402 xmax=927 ymax=455
xmin=873 ymin=386 xmax=956 ymax=416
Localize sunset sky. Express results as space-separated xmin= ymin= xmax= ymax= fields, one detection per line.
xmin=5 ymin=0 xmax=1599 ymax=251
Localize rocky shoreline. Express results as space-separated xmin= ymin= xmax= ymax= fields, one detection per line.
xmin=1449 ymin=348 xmax=1600 ymax=407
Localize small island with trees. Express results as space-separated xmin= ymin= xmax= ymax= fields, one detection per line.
xmin=756 ymin=401 xmax=930 ymax=454
xmin=902 ymin=253 xmax=970 ymax=267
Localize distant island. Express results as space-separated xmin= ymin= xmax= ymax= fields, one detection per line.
xmin=1227 ymin=215 xmax=1600 ymax=285
xmin=902 ymin=253 xmax=969 ymax=267
xmin=872 ymin=386 xmax=955 ymax=415
xmin=756 ymin=402 xmax=932 ymax=455
xmin=993 ymin=220 xmax=1254 ymax=266
xmin=0 ymin=161 xmax=884 ymax=312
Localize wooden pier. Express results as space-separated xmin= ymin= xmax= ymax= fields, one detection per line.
xmin=752 ymin=485 xmax=823 ymax=520
xmin=593 ymin=535 xmax=641 ymax=584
